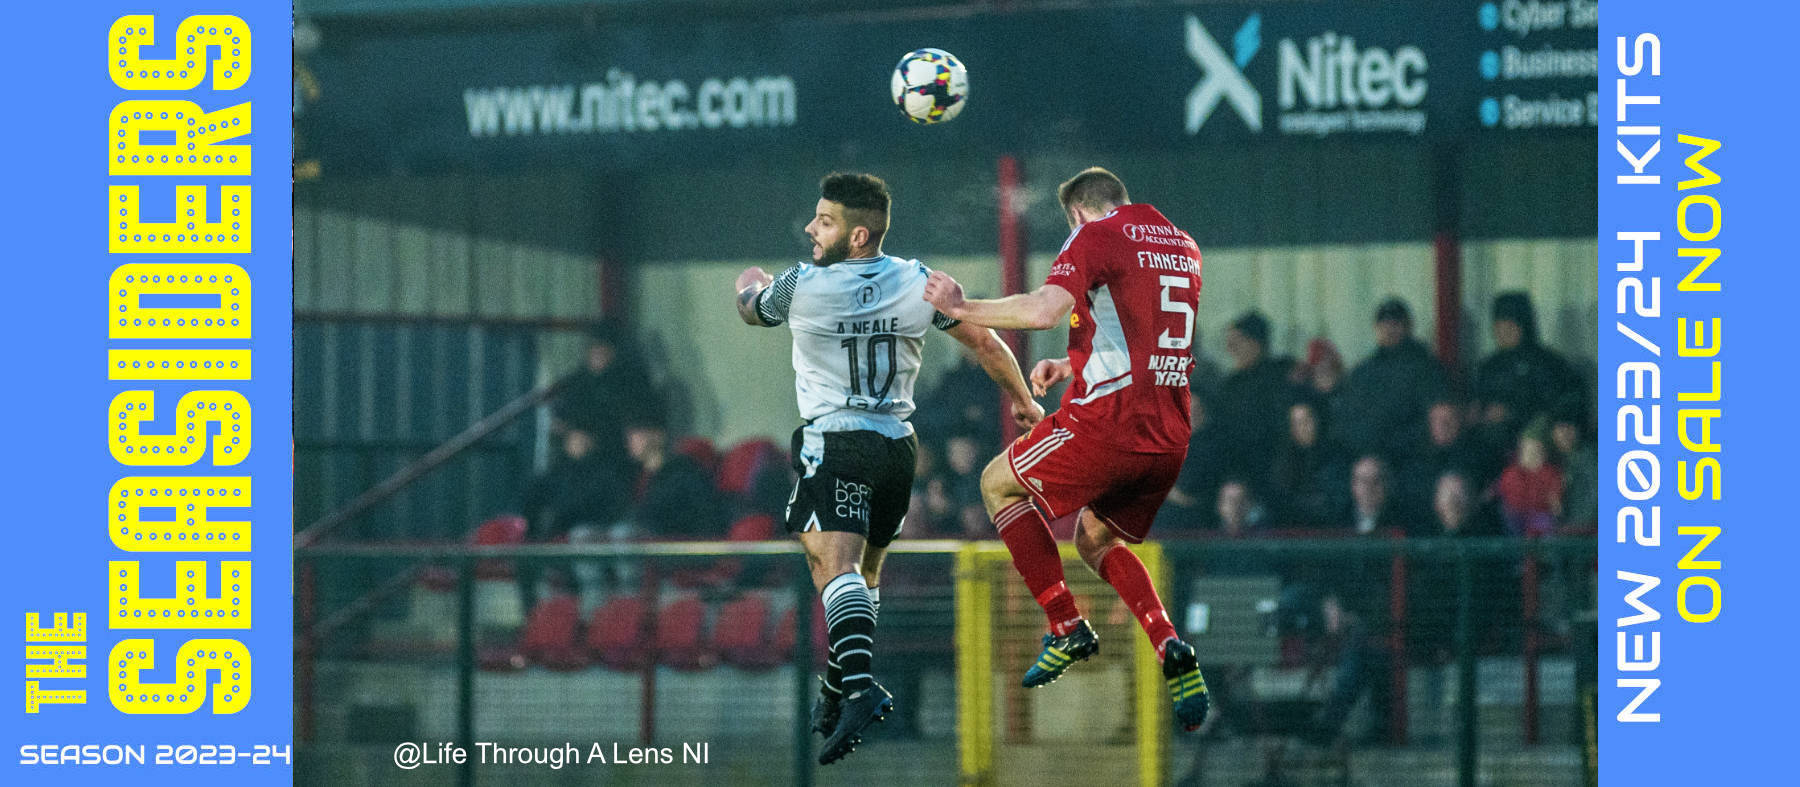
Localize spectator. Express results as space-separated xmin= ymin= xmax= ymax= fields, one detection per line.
xmin=1307 ymin=592 xmax=1390 ymax=745
xmin=1343 ymin=455 xmax=1403 ymax=536
xmin=556 ymin=324 xmax=659 ymax=477
xmin=1214 ymin=477 xmax=1267 ymax=537
xmin=624 ymin=416 xmax=725 ymax=539
xmin=521 ymin=429 xmax=628 ymax=541
xmin=1497 ymin=418 xmax=1564 ymax=538
xmin=1432 ymin=471 xmax=1502 ymax=537
xmin=916 ymin=356 xmax=1003 ymax=453
xmin=1332 ymin=298 xmax=1449 ymax=464
xmin=1157 ymin=391 xmax=1224 ymax=532
xmin=1400 ymin=400 xmax=1498 ymax=518
xmin=1186 ymin=326 xmax=1225 ymax=403
xmin=907 ymin=443 xmax=950 ymax=536
xmin=1289 ymin=336 xmax=1346 ymax=420
xmin=941 ymin=433 xmax=991 ymax=538
xmin=1213 ymin=311 xmax=1297 ymax=483
xmin=1552 ymin=409 xmax=1598 ymax=533
xmin=518 ymin=428 xmax=629 ymax=607
xmin=1269 ymin=400 xmax=1347 ymax=527
xmin=1474 ymin=292 xmax=1580 ymax=442
xmin=1409 ymin=471 xmax=1515 ymax=715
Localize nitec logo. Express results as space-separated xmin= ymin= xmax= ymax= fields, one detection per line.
xmin=1184 ymin=14 xmax=1262 ymax=133
xmin=1184 ymin=13 xmax=1432 ymax=137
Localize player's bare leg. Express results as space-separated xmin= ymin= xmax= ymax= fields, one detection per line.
xmin=979 ymin=455 xmax=1099 ymax=687
xmin=797 ymin=530 xmax=893 ymax=764
xmin=1073 ymin=511 xmax=1210 ymax=730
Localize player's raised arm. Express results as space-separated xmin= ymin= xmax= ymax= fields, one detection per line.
xmin=733 ymin=266 xmax=774 ymax=325
xmin=944 ymin=321 xmax=1046 ymax=430
xmin=922 ymin=270 xmax=1076 ymax=331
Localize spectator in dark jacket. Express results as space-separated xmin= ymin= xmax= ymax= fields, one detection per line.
xmin=916 ymin=356 xmax=1003 ymax=454
xmin=1474 ymin=292 xmax=1580 ymax=443
xmin=625 ymin=417 xmax=725 ymax=539
xmin=1213 ymin=311 xmax=1297 ymax=484
xmin=522 ymin=429 xmax=628 ymax=542
xmin=556 ymin=324 xmax=661 ymax=478
xmin=1408 ymin=471 xmax=1514 ymax=669
xmin=1290 ymin=336 xmax=1347 ymax=422
xmin=1269 ymin=400 xmax=1348 ymax=527
xmin=518 ymin=428 xmax=630 ymax=607
xmin=1552 ymin=409 xmax=1598 ymax=533
xmin=1332 ymin=298 xmax=1449 ymax=464
xmin=1400 ymin=400 xmax=1499 ymax=518
xmin=1343 ymin=455 xmax=1405 ymax=536
xmin=1157 ymin=390 xmax=1224 ymax=532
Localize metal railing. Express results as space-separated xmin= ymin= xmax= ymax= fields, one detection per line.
xmin=294 ymin=536 xmax=1596 ymax=787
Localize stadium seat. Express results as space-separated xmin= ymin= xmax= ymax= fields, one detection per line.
xmin=472 ymin=514 xmax=529 ymax=580
xmin=585 ymin=595 xmax=652 ymax=671
xmin=518 ymin=595 xmax=588 ymax=671
xmin=727 ymin=513 xmax=778 ymax=541
xmin=716 ymin=439 xmax=783 ymax=496
xmin=767 ymin=603 xmax=828 ymax=669
xmin=712 ymin=594 xmax=785 ymax=671
xmin=670 ymin=514 xmax=782 ymax=590
xmin=675 ymin=436 xmax=720 ymax=476
xmin=477 ymin=644 xmax=527 ymax=672
xmin=653 ymin=597 xmax=715 ymax=670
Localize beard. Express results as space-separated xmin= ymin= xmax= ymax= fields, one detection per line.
xmin=813 ymin=234 xmax=853 ymax=264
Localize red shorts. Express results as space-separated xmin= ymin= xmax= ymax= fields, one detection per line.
xmin=1005 ymin=412 xmax=1185 ymax=543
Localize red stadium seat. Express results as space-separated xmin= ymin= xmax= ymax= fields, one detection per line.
xmin=519 ymin=595 xmax=588 ymax=671
xmin=585 ymin=596 xmax=652 ymax=671
xmin=417 ymin=514 xmax=530 ymax=591
xmin=713 ymin=595 xmax=785 ymax=671
xmin=768 ymin=603 xmax=828 ymax=669
xmin=653 ymin=597 xmax=715 ymax=671
xmin=716 ymin=439 xmax=783 ymax=496
xmin=472 ymin=515 xmax=529 ymax=580
xmin=675 ymin=436 xmax=721 ymax=476
xmin=670 ymin=514 xmax=781 ymax=590
xmin=727 ymin=514 xmax=778 ymax=541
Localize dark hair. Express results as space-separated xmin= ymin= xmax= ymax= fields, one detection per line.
xmin=1492 ymin=291 xmax=1539 ymax=342
xmin=1057 ymin=167 xmax=1130 ymax=213
xmin=820 ymin=172 xmax=891 ymax=245
xmin=1374 ymin=297 xmax=1412 ymax=324
xmin=1230 ymin=311 xmax=1270 ymax=348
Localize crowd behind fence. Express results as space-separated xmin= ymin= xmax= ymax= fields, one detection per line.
xmin=295 ymin=536 xmax=1596 ymax=787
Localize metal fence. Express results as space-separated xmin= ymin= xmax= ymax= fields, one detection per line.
xmin=294 ymin=537 xmax=1595 ymax=787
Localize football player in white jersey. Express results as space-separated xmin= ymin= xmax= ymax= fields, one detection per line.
xmin=735 ymin=172 xmax=1043 ymax=764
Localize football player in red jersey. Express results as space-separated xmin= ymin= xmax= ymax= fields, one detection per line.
xmin=923 ymin=167 xmax=1209 ymax=730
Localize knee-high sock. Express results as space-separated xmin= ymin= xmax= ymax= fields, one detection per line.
xmin=824 ymin=585 xmax=880 ymax=696
xmin=823 ymin=572 xmax=877 ymax=693
xmin=1098 ymin=545 xmax=1179 ymax=658
xmin=994 ymin=501 xmax=1083 ymax=636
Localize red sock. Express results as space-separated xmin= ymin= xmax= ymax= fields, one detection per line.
xmin=1098 ymin=545 xmax=1179 ymax=658
xmin=994 ymin=501 xmax=1083 ymax=635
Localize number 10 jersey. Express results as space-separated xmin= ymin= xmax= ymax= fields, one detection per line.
xmin=755 ymin=254 xmax=960 ymax=438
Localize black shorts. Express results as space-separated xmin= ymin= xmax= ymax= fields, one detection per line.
xmin=785 ymin=425 xmax=918 ymax=549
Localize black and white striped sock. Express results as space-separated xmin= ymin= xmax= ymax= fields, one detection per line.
xmin=823 ymin=572 xmax=877 ymax=694
xmin=824 ymin=584 xmax=879 ymax=697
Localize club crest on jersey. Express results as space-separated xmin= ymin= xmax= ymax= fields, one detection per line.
xmin=854 ymin=281 xmax=883 ymax=311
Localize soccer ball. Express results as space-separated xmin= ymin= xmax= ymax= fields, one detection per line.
xmin=891 ymin=48 xmax=969 ymax=124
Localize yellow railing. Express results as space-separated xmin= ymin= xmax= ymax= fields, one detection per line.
xmin=955 ymin=542 xmax=1168 ymax=787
